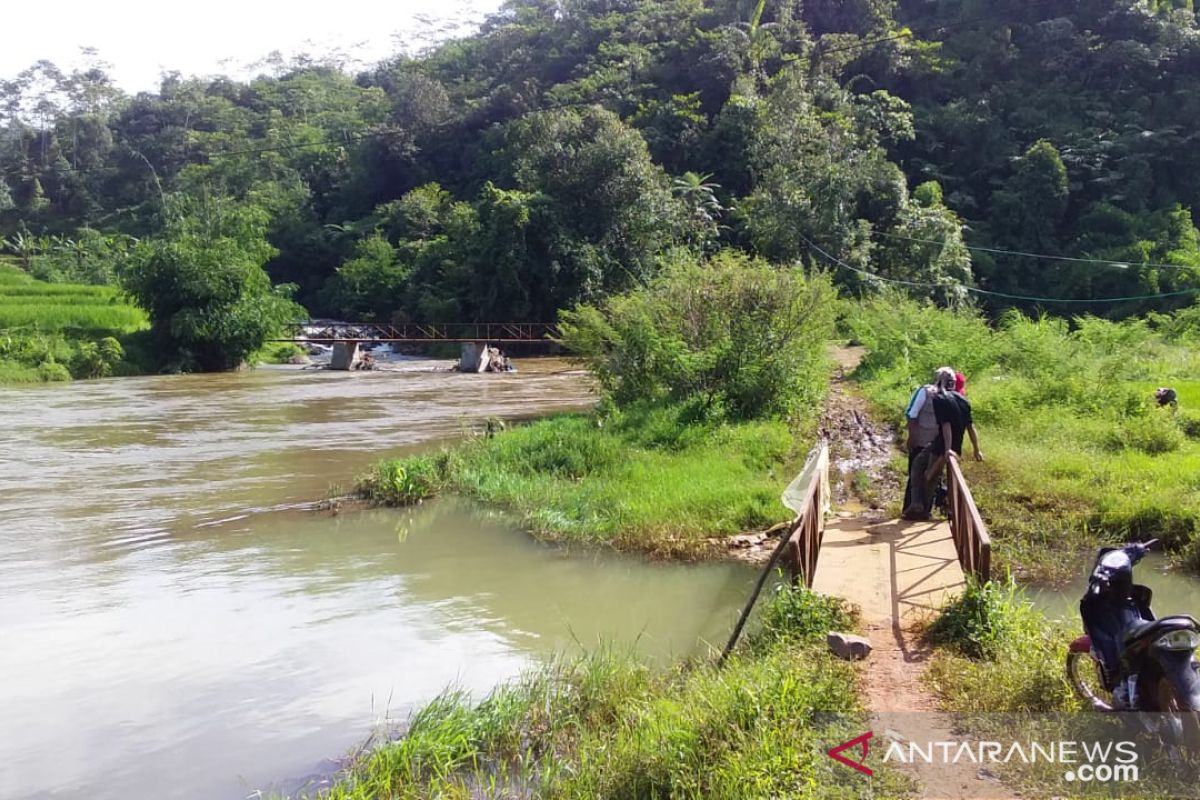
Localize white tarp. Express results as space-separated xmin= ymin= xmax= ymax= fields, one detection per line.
xmin=781 ymin=440 xmax=830 ymax=529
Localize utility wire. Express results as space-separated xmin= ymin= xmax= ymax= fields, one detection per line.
xmin=870 ymin=229 xmax=1200 ymax=272
xmin=799 ymin=233 xmax=1200 ymax=305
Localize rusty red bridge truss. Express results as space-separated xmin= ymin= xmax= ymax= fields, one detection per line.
xmin=275 ymin=321 xmax=559 ymax=344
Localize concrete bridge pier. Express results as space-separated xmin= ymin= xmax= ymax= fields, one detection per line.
xmin=459 ymin=342 xmax=489 ymax=373
xmin=331 ymin=340 xmax=362 ymax=370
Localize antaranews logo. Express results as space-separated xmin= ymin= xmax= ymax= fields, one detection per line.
xmin=825 ymin=730 xmax=1140 ymax=785
xmin=826 ymin=731 xmax=874 ymax=777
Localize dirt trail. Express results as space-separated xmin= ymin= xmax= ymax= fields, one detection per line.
xmin=820 ymin=346 xmax=1018 ymax=800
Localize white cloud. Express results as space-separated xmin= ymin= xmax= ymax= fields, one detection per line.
xmin=1 ymin=0 xmax=502 ymax=93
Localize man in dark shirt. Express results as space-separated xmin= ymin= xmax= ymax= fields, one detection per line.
xmin=931 ymin=388 xmax=982 ymax=461
xmin=902 ymin=372 xmax=983 ymax=520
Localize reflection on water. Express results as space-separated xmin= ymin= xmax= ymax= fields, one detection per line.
xmin=0 ymin=362 xmax=757 ymax=800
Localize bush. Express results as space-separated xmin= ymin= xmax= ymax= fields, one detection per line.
xmin=36 ymin=361 xmax=71 ymax=382
xmin=559 ymin=252 xmax=837 ymax=421
xmin=361 ymin=454 xmax=448 ymax=505
xmin=1104 ymin=411 xmax=1184 ymax=454
xmin=749 ymin=584 xmax=854 ymax=651
xmin=927 ymin=576 xmax=1038 ymax=661
xmin=71 ymin=337 xmax=124 ymax=379
xmin=925 ymin=578 xmax=1078 ymax=712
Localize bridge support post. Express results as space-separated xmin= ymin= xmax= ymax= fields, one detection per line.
xmin=331 ymin=340 xmax=362 ymax=370
xmin=459 ymin=342 xmax=489 ymax=373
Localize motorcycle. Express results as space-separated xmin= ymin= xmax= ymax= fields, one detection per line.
xmin=1067 ymin=539 xmax=1200 ymax=750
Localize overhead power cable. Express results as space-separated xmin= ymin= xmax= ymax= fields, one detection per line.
xmin=799 ymin=233 xmax=1200 ymax=305
xmin=870 ymin=229 xmax=1200 ymax=272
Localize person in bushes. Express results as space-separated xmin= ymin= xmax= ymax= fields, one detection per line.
xmin=903 ymin=367 xmax=983 ymax=520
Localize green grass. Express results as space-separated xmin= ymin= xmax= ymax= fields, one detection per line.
xmin=845 ymin=293 xmax=1200 ymax=582
xmin=0 ymin=264 xmax=149 ymax=382
xmin=0 ymin=302 xmax=146 ymax=332
xmin=358 ymin=403 xmax=807 ymax=557
xmin=311 ymin=586 xmax=910 ymax=800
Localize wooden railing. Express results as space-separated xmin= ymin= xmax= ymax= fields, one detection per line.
xmin=719 ymin=442 xmax=828 ymax=664
xmin=945 ymin=453 xmax=992 ymax=582
xmin=781 ymin=441 xmax=829 ymax=588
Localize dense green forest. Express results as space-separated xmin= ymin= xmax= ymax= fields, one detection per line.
xmin=3 ymin=0 xmax=1200 ymax=370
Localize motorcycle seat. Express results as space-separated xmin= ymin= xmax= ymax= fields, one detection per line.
xmin=1123 ymin=615 xmax=1200 ymax=647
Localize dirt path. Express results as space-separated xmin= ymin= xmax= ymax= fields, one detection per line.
xmin=819 ymin=346 xmax=1018 ymax=800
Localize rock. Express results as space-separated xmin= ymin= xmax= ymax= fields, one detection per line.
xmin=827 ymin=631 xmax=872 ymax=661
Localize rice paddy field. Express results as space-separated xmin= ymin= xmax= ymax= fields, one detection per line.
xmin=0 ymin=263 xmax=147 ymax=382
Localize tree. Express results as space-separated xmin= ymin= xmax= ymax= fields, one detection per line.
xmin=503 ymin=106 xmax=687 ymax=303
xmin=672 ymin=171 xmax=725 ymax=248
xmin=740 ymin=69 xmax=913 ymax=265
xmin=320 ymin=234 xmax=407 ymax=320
xmin=123 ymin=195 xmax=303 ymax=371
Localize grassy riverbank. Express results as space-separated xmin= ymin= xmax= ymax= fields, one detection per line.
xmin=0 ymin=264 xmax=148 ymax=381
xmin=360 ymin=256 xmax=835 ymax=557
xmin=316 ymin=585 xmax=908 ymax=800
xmin=846 ymin=294 xmax=1200 ymax=583
xmin=360 ymin=403 xmax=805 ymax=558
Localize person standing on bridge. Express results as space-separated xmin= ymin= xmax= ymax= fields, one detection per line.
xmin=901 ymin=371 xmax=942 ymax=513
xmin=903 ymin=368 xmax=982 ymax=520
xmin=924 ymin=370 xmax=984 ymax=510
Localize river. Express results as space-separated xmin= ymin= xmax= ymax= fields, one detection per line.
xmin=0 ymin=360 xmax=757 ymax=800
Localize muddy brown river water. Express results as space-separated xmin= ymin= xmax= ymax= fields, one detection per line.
xmin=0 ymin=360 xmax=757 ymax=800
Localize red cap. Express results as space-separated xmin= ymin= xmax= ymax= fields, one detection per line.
xmin=955 ymin=371 xmax=966 ymax=395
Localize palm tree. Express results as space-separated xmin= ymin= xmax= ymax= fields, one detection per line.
xmin=672 ymin=172 xmax=725 ymax=229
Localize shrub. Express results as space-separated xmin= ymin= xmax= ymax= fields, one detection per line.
xmin=71 ymin=337 xmax=124 ymax=379
xmin=927 ymin=576 xmax=1038 ymax=661
xmin=559 ymin=252 xmax=837 ymax=421
xmin=749 ymin=584 xmax=854 ymax=651
xmin=36 ymin=362 xmax=71 ymax=382
xmin=1178 ymin=410 xmax=1200 ymax=439
xmin=362 ymin=454 xmax=447 ymax=505
xmin=1104 ymin=411 xmax=1184 ymax=454
xmin=925 ymin=578 xmax=1078 ymax=712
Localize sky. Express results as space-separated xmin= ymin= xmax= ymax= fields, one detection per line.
xmin=1 ymin=0 xmax=504 ymax=93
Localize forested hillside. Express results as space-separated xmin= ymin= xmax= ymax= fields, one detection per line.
xmin=3 ymin=0 xmax=1199 ymax=334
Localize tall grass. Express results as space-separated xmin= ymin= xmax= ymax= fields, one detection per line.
xmin=925 ymin=577 xmax=1077 ymax=713
xmin=313 ymin=586 xmax=907 ymax=800
xmin=358 ymin=403 xmax=806 ymax=557
xmin=845 ymin=292 xmax=1200 ymax=581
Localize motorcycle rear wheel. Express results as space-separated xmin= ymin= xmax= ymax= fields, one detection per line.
xmin=1154 ymin=676 xmax=1200 ymax=755
xmin=1066 ymin=650 xmax=1113 ymax=711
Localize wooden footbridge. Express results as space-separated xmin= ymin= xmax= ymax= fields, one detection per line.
xmin=795 ymin=442 xmax=989 ymax=625
xmin=722 ymin=442 xmax=990 ymax=661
